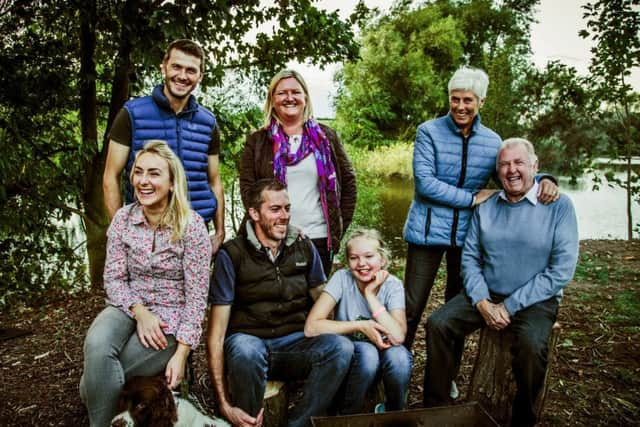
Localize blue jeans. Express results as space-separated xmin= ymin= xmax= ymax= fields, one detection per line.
xmin=79 ymin=306 xmax=176 ymax=427
xmin=224 ymin=331 xmax=353 ymax=427
xmin=425 ymin=293 xmax=558 ymax=427
xmin=339 ymin=341 xmax=413 ymax=414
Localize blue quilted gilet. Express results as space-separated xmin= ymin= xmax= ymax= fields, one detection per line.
xmin=403 ymin=114 xmax=502 ymax=247
xmin=124 ymin=85 xmax=217 ymax=223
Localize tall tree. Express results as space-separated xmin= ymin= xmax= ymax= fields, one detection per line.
xmin=580 ymin=0 xmax=640 ymax=240
xmin=335 ymin=1 xmax=465 ymax=146
xmin=0 ymin=0 xmax=364 ymax=298
xmin=334 ymin=0 xmax=540 ymax=145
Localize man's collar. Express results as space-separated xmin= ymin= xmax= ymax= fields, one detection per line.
xmin=152 ymin=84 xmax=198 ymax=114
xmin=498 ymin=181 xmax=539 ymax=205
xmin=244 ymin=221 xmax=301 ymax=253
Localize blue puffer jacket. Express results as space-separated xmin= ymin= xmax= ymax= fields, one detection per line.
xmin=403 ymin=113 xmax=501 ymax=247
xmin=124 ymin=85 xmax=217 ymax=222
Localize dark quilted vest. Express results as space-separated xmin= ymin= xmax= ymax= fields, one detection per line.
xmin=224 ymin=235 xmax=313 ymax=338
xmin=124 ymin=85 xmax=217 ymax=222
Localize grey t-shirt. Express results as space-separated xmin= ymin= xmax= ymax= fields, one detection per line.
xmin=323 ymin=269 xmax=405 ymax=321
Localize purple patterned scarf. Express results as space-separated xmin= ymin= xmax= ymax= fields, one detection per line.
xmin=270 ymin=118 xmax=339 ymax=251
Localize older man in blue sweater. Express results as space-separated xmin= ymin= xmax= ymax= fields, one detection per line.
xmin=424 ymin=138 xmax=579 ymax=426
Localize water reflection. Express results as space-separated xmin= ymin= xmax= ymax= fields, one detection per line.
xmin=378 ymin=173 xmax=639 ymax=257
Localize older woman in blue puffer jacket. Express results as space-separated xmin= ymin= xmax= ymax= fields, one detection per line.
xmin=402 ymin=66 xmax=559 ymax=353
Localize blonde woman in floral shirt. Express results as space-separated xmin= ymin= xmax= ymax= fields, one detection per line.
xmin=80 ymin=140 xmax=212 ymax=427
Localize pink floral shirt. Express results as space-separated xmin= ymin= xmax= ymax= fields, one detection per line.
xmin=104 ymin=203 xmax=212 ymax=347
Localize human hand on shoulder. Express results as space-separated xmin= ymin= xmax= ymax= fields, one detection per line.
xmin=537 ymin=179 xmax=560 ymax=205
xmin=210 ymin=232 xmax=225 ymax=255
xmin=473 ymin=189 xmax=499 ymax=206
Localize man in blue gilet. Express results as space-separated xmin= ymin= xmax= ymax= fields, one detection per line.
xmin=103 ymin=39 xmax=225 ymax=252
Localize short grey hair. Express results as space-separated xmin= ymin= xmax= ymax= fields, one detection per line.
xmin=496 ymin=137 xmax=538 ymax=170
xmin=448 ymin=67 xmax=489 ymax=100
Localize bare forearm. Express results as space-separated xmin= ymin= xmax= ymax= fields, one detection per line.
xmin=103 ymin=176 xmax=123 ymax=220
xmin=304 ymin=318 xmax=361 ymax=337
xmin=364 ymin=293 xmax=405 ymax=342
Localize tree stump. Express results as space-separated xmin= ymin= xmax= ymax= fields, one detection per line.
xmin=263 ymin=380 xmax=288 ymax=427
xmin=468 ymin=322 xmax=561 ymax=426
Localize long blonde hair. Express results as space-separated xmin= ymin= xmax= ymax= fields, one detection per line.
xmin=130 ymin=140 xmax=191 ymax=242
xmin=262 ymin=69 xmax=314 ymax=128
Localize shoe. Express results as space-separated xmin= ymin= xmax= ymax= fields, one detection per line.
xmin=449 ymin=381 xmax=459 ymax=400
xmin=374 ymin=403 xmax=385 ymax=413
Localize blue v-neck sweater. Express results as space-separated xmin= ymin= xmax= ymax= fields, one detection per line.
xmin=462 ymin=193 xmax=579 ymax=315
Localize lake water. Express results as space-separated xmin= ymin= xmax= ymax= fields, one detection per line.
xmin=378 ymin=173 xmax=640 ymax=256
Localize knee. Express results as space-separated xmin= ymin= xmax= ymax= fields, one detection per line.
xmin=382 ymin=346 xmax=413 ymax=373
xmin=354 ymin=344 xmax=380 ymax=378
xmin=83 ymin=328 xmax=114 ymax=361
xmin=318 ymin=334 xmax=354 ymax=368
xmin=426 ymin=310 xmax=450 ymax=336
xmin=514 ymin=334 xmax=547 ymax=364
xmin=225 ymin=334 xmax=267 ymax=368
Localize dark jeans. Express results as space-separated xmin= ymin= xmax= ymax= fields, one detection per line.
xmin=224 ymin=331 xmax=353 ymax=427
xmin=424 ymin=293 xmax=559 ymax=427
xmin=404 ymin=244 xmax=463 ymax=349
xmin=311 ymin=237 xmax=334 ymax=278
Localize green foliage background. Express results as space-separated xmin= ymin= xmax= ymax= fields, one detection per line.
xmin=1 ymin=0 xmax=638 ymax=304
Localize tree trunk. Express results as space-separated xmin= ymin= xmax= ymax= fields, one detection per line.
xmin=263 ymin=381 xmax=288 ymax=427
xmin=81 ymin=0 xmax=138 ymax=288
xmin=78 ymin=0 xmax=109 ymax=289
xmin=468 ymin=323 xmax=561 ymax=426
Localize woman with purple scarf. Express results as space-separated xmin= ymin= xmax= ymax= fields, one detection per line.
xmin=240 ymin=69 xmax=357 ymax=275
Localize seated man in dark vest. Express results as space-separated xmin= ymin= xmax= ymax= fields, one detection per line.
xmin=206 ymin=179 xmax=354 ymax=427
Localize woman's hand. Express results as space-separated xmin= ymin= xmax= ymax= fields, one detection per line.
xmin=165 ymin=343 xmax=190 ymax=389
xmin=537 ymin=179 xmax=560 ymax=205
xmin=473 ymin=189 xmax=499 ymax=206
xmin=132 ymin=304 xmax=168 ymax=350
xmin=364 ymin=270 xmax=389 ymax=296
xmin=359 ymin=320 xmax=391 ymax=350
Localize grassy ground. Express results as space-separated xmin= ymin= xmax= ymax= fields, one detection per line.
xmin=1 ymin=240 xmax=638 ymax=426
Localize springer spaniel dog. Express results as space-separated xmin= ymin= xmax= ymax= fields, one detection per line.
xmin=110 ymin=375 xmax=229 ymax=427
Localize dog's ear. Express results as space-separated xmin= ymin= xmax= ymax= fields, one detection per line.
xmin=146 ymin=381 xmax=177 ymax=427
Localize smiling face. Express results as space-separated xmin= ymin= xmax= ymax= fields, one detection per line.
xmin=347 ymin=236 xmax=385 ymax=286
xmin=132 ymin=152 xmax=173 ymax=212
xmin=272 ymin=77 xmax=306 ymax=124
xmin=498 ymin=144 xmax=538 ymax=202
xmin=449 ymin=90 xmax=484 ymax=135
xmin=249 ymin=189 xmax=291 ymax=247
xmin=160 ymin=48 xmax=203 ymax=101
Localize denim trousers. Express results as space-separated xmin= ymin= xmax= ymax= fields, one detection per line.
xmin=224 ymin=331 xmax=353 ymax=427
xmin=338 ymin=341 xmax=413 ymax=414
xmin=79 ymin=306 xmax=176 ymax=427
xmin=404 ymin=244 xmax=463 ymax=349
xmin=424 ymin=293 xmax=559 ymax=427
